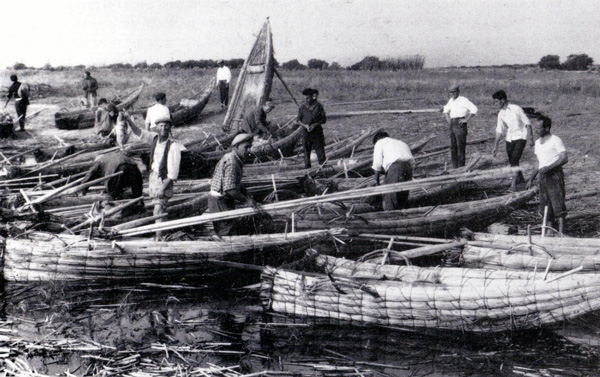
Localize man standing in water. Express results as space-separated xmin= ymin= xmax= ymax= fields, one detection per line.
xmin=527 ymin=115 xmax=568 ymax=234
xmin=127 ymin=114 xmax=184 ymax=240
xmin=491 ymin=90 xmax=534 ymax=192
xmin=442 ymin=84 xmax=478 ymax=168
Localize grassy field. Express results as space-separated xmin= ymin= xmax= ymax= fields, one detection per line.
xmin=2 ymin=66 xmax=600 ymax=234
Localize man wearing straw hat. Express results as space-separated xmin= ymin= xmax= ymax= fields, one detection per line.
xmin=145 ymin=92 xmax=171 ymax=130
xmin=443 ymin=84 xmax=478 ymax=168
xmin=208 ymin=133 xmax=257 ymax=236
xmin=127 ymin=114 xmax=184 ymax=240
xmin=372 ymin=130 xmax=414 ymax=210
xmin=527 ymin=115 xmax=568 ymax=235
xmin=216 ymin=60 xmax=231 ymax=109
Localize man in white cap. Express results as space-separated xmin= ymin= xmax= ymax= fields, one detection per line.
xmin=443 ymin=84 xmax=478 ymax=168
xmin=216 ymin=60 xmax=231 ymax=109
xmin=126 ymin=114 xmax=184 ymax=240
xmin=209 ymin=133 xmax=256 ymax=236
xmin=145 ymin=92 xmax=171 ymax=130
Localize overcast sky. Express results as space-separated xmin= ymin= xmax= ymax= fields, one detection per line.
xmin=3 ymin=0 xmax=600 ymax=69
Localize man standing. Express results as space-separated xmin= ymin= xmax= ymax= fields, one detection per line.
xmin=216 ymin=60 xmax=231 ymax=109
xmin=443 ymin=84 xmax=478 ymax=168
xmin=80 ymin=151 xmax=144 ymax=215
xmin=145 ymin=92 xmax=171 ymax=130
xmin=527 ymin=115 xmax=568 ymax=234
xmin=209 ymin=133 xmax=255 ymax=236
xmin=82 ymin=71 xmax=98 ymax=108
xmin=127 ymin=114 xmax=184 ymax=240
xmin=4 ymin=74 xmax=29 ymax=132
xmin=372 ymin=130 xmax=414 ymax=210
xmin=297 ymin=88 xmax=327 ymax=168
xmin=491 ymin=90 xmax=534 ymax=191
xmin=239 ymin=99 xmax=275 ymax=137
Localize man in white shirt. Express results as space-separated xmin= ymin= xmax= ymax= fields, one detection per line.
xmin=126 ymin=114 xmax=185 ymax=240
xmin=491 ymin=90 xmax=534 ymax=191
xmin=443 ymin=84 xmax=478 ymax=168
xmin=216 ymin=60 xmax=231 ymax=109
xmin=145 ymin=92 xmax=171 ymax=130
xmin=372 ymin=130 xmax=414 ymax=210
xmin=526 ymin=115 xmax=568 ymax=234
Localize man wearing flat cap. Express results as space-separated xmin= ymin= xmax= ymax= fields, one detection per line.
xmin=145 ymin=92 xmax=171 ymax=130
xmin=297 ymin=88 xmax=327 ymax=168
xmin=209 ymin=133 xmax=257 ymax=236
xmin=127 ymin=114 xmax=185 ymax=240
xmin=216 ymin=60 xmax=231 ymax=109
xmin=443 ymin=84 xmax=478 ymax=168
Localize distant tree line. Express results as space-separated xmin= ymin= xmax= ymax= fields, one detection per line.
xmin=279 ymin=55 xmax=425 ymax=71
xmin=9 ymin=59 xmax=246 ymax=71
xmin=538 ymin=54 xmax=594 ymax=71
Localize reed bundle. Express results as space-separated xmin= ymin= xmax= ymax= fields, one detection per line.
xmin=115 ymin=167 xmax=522 ymax=237
xmin=3 ymin=229 xmax=339 ymax=282
xmin=260 ymin=261 xmax=600 ymax=332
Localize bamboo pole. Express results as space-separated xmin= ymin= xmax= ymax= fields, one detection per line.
xmin=398 ymin=241 xmax=466 ymax=259
xmin=18 ymin=150 xmax=88 ymax=177
xmin=116 ymin=166 xmax=521 ymax=237
xmin=69 ymin=197 xmax=144 ymax=232
xmin=17 ymin=177 xmax=85 ymax=211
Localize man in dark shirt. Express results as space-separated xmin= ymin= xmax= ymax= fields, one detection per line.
xmin=82 ymin=71 xmax=99 ymax=108
xmin=239 ymin=99 xmax=275 ymax=137
xmin=81 ymin=151 xmax=144 ymax=213
xmin=297 ymin=88 xmax=327 ymax=168
xmin=5 ymin=74 xmax=29 ymax=131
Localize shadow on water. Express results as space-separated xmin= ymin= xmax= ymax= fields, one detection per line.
xmin=1 ymin=279 xmax=599 ymax=376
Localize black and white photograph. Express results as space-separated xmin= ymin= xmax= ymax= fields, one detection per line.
xmin=1 ymin=1 xmax=600 ymax=375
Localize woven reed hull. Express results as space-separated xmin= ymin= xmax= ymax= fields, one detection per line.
xmin=461 ymin=245 xmax=600 ymax=272
xmin=291 ymin=190 xmax=536 ymax=237
xmin=1 ymin=229 xmax=333 ymax=282
xmin=260 ymin=265 xmax=600 ymax=332
xmin=54 ymin=83 xmax=145 ymax=130
xmin=223 ymin=19 xmax=274 ymax=131
xmin=472 ymin=232 xmax=600 ymax=252
xmin=171 ymin=80 xmax=215 ymax=126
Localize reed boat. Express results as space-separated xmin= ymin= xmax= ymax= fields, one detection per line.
xmin=0 ymin=229 xmax=339 ymax=282
xmin=222 ymin=19 xmax=274 ymax=132
xmin=169 ymin=79 xmax=215 ymax=126
xmin=289 ymin=189 xmax=536 ymax=237
xmin=259 ymin=251 xmax=600 ymax=332
xmin=460 ymin=232 xmax=600 ymax=272
xmin=54 ymin=83 xmax=146 ymax=130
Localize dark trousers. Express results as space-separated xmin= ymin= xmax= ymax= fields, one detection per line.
xmin=383 ymin=160 xmax=413 ymax=211
xmin=218 ymin=81 xmax=229 ymax=106
xmin=506 ymin=139 xmax=527 ymax=181
xmin=303 ymin=127 xmax=327 ymax=168
xmin=207 ymin=194 xmax=236 ymax=236
xmin=16 ymin=100 xmax=28 ymax=130
xmin=449 ymin=119 xmax=468 ymax=168
xmin=539 ymin=167 xmax=567 ymax=222
xmin=106 ymin=164 xmax=143 ymax=201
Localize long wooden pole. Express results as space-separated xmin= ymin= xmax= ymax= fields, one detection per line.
xmin=274 ymin=69 xmax=300 ymax=107
xmin=327 ymin=108 xmax=440 ymax=119
xmin=117 ymin=166 xmax=523 ymax=237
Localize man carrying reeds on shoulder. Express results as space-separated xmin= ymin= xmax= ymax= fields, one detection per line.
xmin=208 ymin=133 xmax=257 ymax=236
xmin=297 ymin=88 xmax=327 ymax=168
xmin=443 ymin=84 xmax=477 ymax=168
xmin=127 ymin=114 xmax=184 ymax=240
xmin=491 ymin=90 xmax=534 ymax=192
xmin=527 ymin=115 xmax=568 ymax=235
xmin=372 ymin=130 xmax=414 ymax=210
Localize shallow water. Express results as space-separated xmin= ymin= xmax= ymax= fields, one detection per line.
xmin=1 ymin=278 xmax=599 ymax=377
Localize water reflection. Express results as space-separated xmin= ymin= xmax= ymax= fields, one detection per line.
xmin=1 ymin=281 xmax=598 ymax=376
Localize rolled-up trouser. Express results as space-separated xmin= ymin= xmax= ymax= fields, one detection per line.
xmin=506 ymin=139 xmax=527 ymax=181
xmin=207 ymin=194 xmax=236 ymax=236
xmin=539 ymin=167 xmax=567 ymax=222
xmin=303 ymin=127 xmax=327 ymax=168
xmin=449 ymin=118 xmax=468 ymax=168
xmin=149 ymin=171 xmax=174 ymax=210
xmin=16 ymin=100 xmax=28 ymax=130
xmin=382 ymin=160 xmax=413 ymax=211
xmin=218 ymin=81 xmax=229 ymax=106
